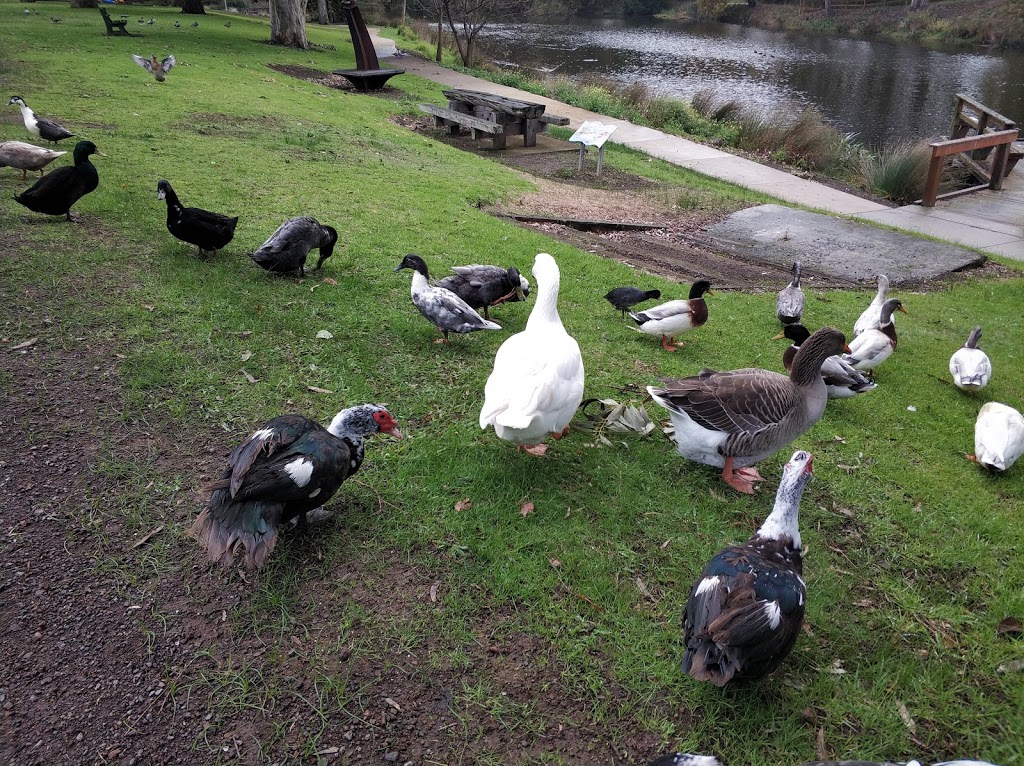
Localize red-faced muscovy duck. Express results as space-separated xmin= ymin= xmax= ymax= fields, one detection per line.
xmin=191 ymin=404 xmax=402 ymax=569
xmin=682 ymin=450 xmax=813 ymax=686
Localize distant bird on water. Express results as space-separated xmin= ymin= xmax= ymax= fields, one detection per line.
xmin=7 ymin=96 xmax=75 ymax=144
xmin=604 ymin=286 xmax=661 ymax=317
xmin=131 ymin=54 xmax=176 ymax=82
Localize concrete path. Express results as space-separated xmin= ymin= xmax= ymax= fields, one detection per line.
xmin=379 ymin=47 xmax=1024 ymax=262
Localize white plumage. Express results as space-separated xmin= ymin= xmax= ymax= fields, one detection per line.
xmin=973 ymin=402 xmax=1024 ymax=472
xmin=949 ymin=326 xmax=991 ymax=392
xmin=853 ymin=273 xmax=891 ymax=337
xmin=479 ymin=253 xmax=584 ymax=453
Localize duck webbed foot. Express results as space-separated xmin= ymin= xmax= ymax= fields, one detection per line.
xmin=550 ymin=425 xmax=570 ymax=440
xmin=518 ymin=443 xmax=549 ymax=456
xmin=660 ymin=335 xmax=679 ymax=352
xmin=722 ymin=457 xmax=762 ymax=495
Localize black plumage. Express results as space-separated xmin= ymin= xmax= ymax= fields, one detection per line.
xmin=191 ymin=405 xmax=402 ymax=569
xmin=604 ymin=286 xmax=661 ymax=317
xmin=435 ymin=264 xmax=530 ymax=320
xmin=14 ymin=140 xmax=100 ymax=221
xmin=157 ymin=179 xmax=238 ymax=254
xmin=394 ymin=254 xmax=502 ymax=342
xmin=7 ymin=96 xmax=75 ymax=144
xmin=682 ymin=450 xmax=813 ymax=686
xmin=249 ymin=216 xmax=338 ymax=275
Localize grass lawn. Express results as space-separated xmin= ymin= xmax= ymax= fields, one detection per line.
xmin=1 ymin=3 xmax=1022 ymax=765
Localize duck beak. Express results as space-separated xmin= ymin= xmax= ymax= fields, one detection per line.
xmin=706 ymin=288 xmax=715 ymax=296
xmin=897 ymin=305 xmax=910 ymax=315
xmin=385 ymin=425 xmax=404 ymax=440
xmin=772 ymin=331 xmax=786 ymax=340
xmin=843 ymin=343 xmax=852 ymax=353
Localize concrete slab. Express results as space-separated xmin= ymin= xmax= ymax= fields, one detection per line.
xmin=707 ymin=204 xmax=986 ymax=284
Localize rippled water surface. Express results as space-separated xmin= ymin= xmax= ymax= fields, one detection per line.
xmin=476 ymin=18 xmax=1024 ymax=148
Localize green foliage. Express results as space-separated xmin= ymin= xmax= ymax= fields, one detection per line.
xmin=695 ymin=0 xmax=731 ymax=21
xmin=858 ymin=140 xmax=932 ymax=204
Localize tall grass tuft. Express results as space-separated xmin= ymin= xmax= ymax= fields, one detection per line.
xmin=858 ymin=140 xmax=932 ymax=204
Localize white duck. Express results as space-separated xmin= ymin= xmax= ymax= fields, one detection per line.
xmin=971 ymin=402 xmax=1024 ymax=472
xmin=842 ymin=298 xmax=907 ymax=375
xmin=949 ymin=326 xmax=992 ymax=392
xmin=629 ymin=279 xmax=713 ymax=352
xmin=853 ymin=274 xmax=891 ymax=337
xmin=0 ymin=141 xmax=66 ymax=179
xmin=775 ymin=260 xmax=804 ymax=325
xmin=479 ymin=253 xmax=584 ymax=456
xmin=394 ymin=254 xmax=501 ymax=343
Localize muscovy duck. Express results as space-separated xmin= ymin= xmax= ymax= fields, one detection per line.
xmin=394 ymin=254 xmax=501 ymax=343
xmin=682 ymin=450 xmax=813 ymax=686
xmin=776 ymin=260 xmax=805 ymax=325
xmin=14 ymin=140 xmax=101 ymax=222
xmin=647 ymin=327 xmax=847 ymax=494
xmin=479 ymin=253 xmax=585 ymax=456
xmin=191 ymin=404 xmax=402 ymax=568
xmin=949 ymin=326 xmax=991 ymax=392
xmin=157 ymin=179 xmax=238 ymax=254
xmin=435 ymin=264 xmax=530 ymax=320
xmin=629 ymin=279 xmax=713 ymax=352
xmin=604 ymin=286 xmax=661 ymax=317
xmin=249 ymin=216 xmax=338 ymax=275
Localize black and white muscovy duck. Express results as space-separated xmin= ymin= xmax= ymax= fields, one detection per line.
xmin=191 ymin=404 xmax=402 ymax=569
xmin=394 ymin=254 xmax=502 ymax=343
xmin=775 ymin=323 xmax=876 ymax=399
xmin=435 ymin=264 xmax=530 ymax=320
xmin=14 ymin=140 xmax=101 ymax=222
xmin=157 ymin=179 xmax=239 ymax=254
xmin=842 ymin=298 xmax=908 ymax=375
xmin=801 ymin=760 xmax=999 ymax=766
xmin=629 ymin=279 xmax=713 ymax=352
xmin=604 ymin=286 xmax=661 ymax=317
xmin=7 ymin=96 xmax=75 ymax=144
xmin=682 ymin=450 xmax=813 ymax=686
xmin=776 ymin=260 xmax=805 ymax=325
xmin=249 ymin=216 xmax=338 ymax=276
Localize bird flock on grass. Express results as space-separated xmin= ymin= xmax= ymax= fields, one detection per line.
xmin=2 ymin=20 xmax=1016 ymax=762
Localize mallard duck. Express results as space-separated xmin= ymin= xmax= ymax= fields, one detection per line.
xmin=7 ymin=96 xmax=75 ymax=144
xmin=853 ymin=274 xmax=891 ymax=337
xmin=629 ymin=279 xmax=713 ymax=351
xmin=480 ymin=253 xmax=585 ymax=456
xmin=842 ymin=298 xmax=908 ymax=375
xmin=249 ymin=217 xmax=338 ymax=275
xmin=776 ymin=323 xmax=876 ymax=399
xmin=604 ymin=286 xmax=661 ymax=317
xmin=647 ymin=327 xmax=848 ymax=494
xmin=157 ymin=179 xmax=238 ymax=254
xmin=14 ymin=140 xmax=101 ymax=222
xmin=174 ymin=20 xmax=181 ymax=27
xmin=131 ymin=54 xmax=176 ymax=82
xmin=970 ymin=402 xmax=1024 ymax=472
xmin=949 ymin=326 xmax=991 ymax=392
xmin=0 ymin=141 xmax=66 ymax=179
xmin=435 ymin=264 xmax=530 ymax=320
xmin=683 ymin=450 xmax=813 ymax=686
xmin=775 ymin=260 xmax=804 ymax=325
xmin=394 ymin=254 xmax=501 ymax=343
xmin=191 ymin=404 xmax=402 ymax=569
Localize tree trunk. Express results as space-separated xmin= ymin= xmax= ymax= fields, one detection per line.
xmin=824 ymin=0 xmax=833 ymax=17
xmin=180 ymin=0 xmax=206 ymax=14
xmin=435 ymin=8 xmax=443 ymax=62
xmin=316 ymin=0 xmax=328 ymax=25
xmin=70 ymin=0 xmax=98 ymax=7
xmin=270 ymin=0 xmax=309 ymax=48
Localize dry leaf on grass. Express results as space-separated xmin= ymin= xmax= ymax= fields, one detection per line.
xmin=8 ymin=337 xmax=38 ymax=352
xmin=549 ymin=558 xmax=561 ymax=568
xmin=636 ymin=576 xmax=656 ymax=602
xmin=307 ymin=385 xmax=334 ymax=394
xmin=240 ymin=350 xmax=252 ymax=361
xmin=315 ymin=329 xmax=333 ymax=339
xmin=895 ymin=700 xmax=916 ymax=734
xmin=429 ymin=582 xmax=439 ymax=602
xmin=239 ymin=369 xmax=257 ymax=384
xmin=997 ymin=617 xmax=1022 ymax=636
xmin=519 ymin=501 xmax=535 ymax=517
xmin=454 ymin=498 xmax=472 ymax=512
xmin=322 ymin=277 xmax=337 ymax=285
xmin=384 ymin=697 xmax=401 ymax=711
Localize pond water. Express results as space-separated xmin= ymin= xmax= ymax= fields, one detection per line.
xmin=475 ymin=18 xmax=1024 ymax=148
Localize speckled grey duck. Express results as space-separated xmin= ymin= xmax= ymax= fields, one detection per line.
xmin=648 ymin=327 xmax=848 ymax=494
xmin=157 ymin=179 xmax=238 ymax=254
xmin=249 ymin=217 xmax=338 ymax=275
xmin=14 ymin=140 xmax=100 ymax=221
xmin=191 ymin=405 xmax=402 ymax=569
xmin=394 ymin=254 xmax=502 ymax=343
xmin=435 ymin=264 xmax=530 ymax=320
xmin=775 ymin=260 xmax=805 ymax=325
xmin=682 ymin=450 xmax=813 ymax=686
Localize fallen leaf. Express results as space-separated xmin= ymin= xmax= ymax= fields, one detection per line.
xmin=827 ymin=659 xmax=846 ymax=675
xmin=130 ymin=525 xmax=163 ymax=550
xmin=316 ymin=329 xmax=333 ymax=339
xmin=239 ymin=369 xmax=257 ymax=384
xmin=8 ymin=337 xmax=38 ymax=352
xmin=997 ymin=617 xmax=1023 ymax=636
xmin=143 ymin=304 xmax=155 ymax=312
xmin=240 ymin=351 xmax=252 ymax=361
xmin=290 ymin=635 xmax=302 ymax=646
xmin=855 ymin=599 xmax=874 ymax=608
xmin=549 ymin=558 xmax=561 ymax=568
xmin=815 ymin=726 xmax=827 ymax=760
xmin=232 ymin=330 xmax=253 ymax=337
xmin=384 ymin=697 xmax=401 ymax=711
xmin=895 ymin=700 xmax=916 ymax=734
xmin=454 ymin=498 xmax=472 ymax=512
xmin=660 ymin=539 xmax=671 ymax=549
xmin=519 ymin=501 xmax=535 ymax=517
xmin=429 ymin=582 xmax=439 ymax=602
xmin=317 ymin=748 xmax=340 ymax=756
xmin=307 ymin=385 xmax=334 ymax=394
xmin=636 ymin=576 xmax=656 ymax=602
xmin=322 ymin=277 xmax=337 ymax=285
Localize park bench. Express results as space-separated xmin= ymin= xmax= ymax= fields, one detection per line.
xmin=421 ymin=89 xmax=567 ymax=150
xmin=331 ymin=0 xmax=404 ymax=91
xmin=420 ymin=103 xmax=505 ymax=141
xmin=99 ymin=7 xmax=132 ymax=36
xmin=1008 ymin=141 xmax=1024 ymax=176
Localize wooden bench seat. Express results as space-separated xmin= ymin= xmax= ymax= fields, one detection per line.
xmin=1007 ymin=141 xmax=1024 ymax=175
xmin=420 ymin=103 xmax=505 ymax=138
xmin=538 ymin=113 xmax=570 ymax=127
xmin=99 ymin=7 xmax=132 ymax=36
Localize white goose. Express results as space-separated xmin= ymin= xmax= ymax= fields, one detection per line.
xmin=949 ymin=326 xmax=992 ymax=392
xmin=853 ymin=274 xmax=891 ymax=337
xmin=972 ymin=402 xmax=1024 ymax=472
xmin=479 ymin=253 xmax=584 ymax=456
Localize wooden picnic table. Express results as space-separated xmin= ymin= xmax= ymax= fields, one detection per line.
xmin=434 ymin=88 xmax=559 ymax=150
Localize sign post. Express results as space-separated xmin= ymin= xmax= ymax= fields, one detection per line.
xmin=569 ymin=121 xmax=617 ymax=176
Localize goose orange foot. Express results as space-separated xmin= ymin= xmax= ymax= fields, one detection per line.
xmin=660 ymin=335 xmax=679 ymax=352
xmin=721 ymin=457 xmax=763 ymax=495
xmin=519 ymin=443 xmax=549 ymax=456
xmin=550 ymin=425 xmax=570 ymax=440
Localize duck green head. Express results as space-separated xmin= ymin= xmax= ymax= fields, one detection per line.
xmin=72 ymin=141 xmax=102 ymax=163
